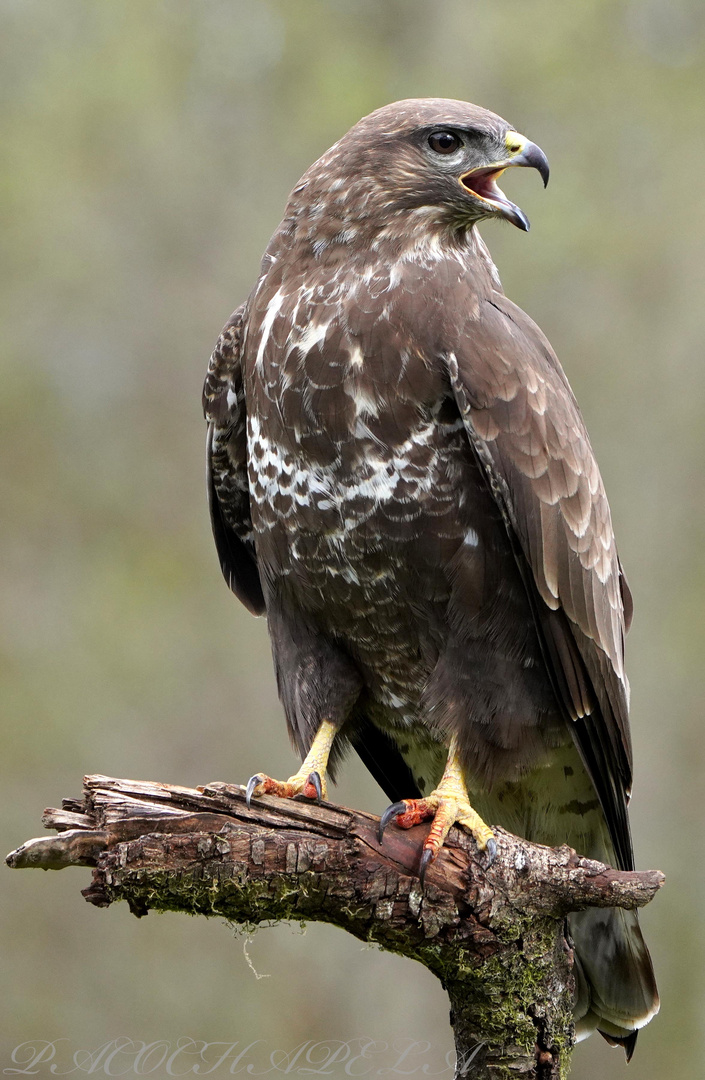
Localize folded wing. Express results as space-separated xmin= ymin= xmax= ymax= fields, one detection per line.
xmin=448 ymin=291 xmax=634 ymax=870
xmin=203 ymin=306 xmax=265 ymax=617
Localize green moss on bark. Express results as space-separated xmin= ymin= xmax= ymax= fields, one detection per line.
xmin=103 ymin=858 xmax=574 ymax=1078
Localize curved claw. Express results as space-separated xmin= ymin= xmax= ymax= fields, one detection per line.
xmin=307 ymin=770 xmax=323 ymax=803
xmin=296 ymin=770 xmax=323 ymax=803
xmin=484 ymin=837 xmax=498 ymax=867
xmin=419 ymin=846 xmax=435 ymax=886
xmin=245 ymin=774 xmax=262 ymax=809
xmin=378 ymin=800 xmax=408 ymax=845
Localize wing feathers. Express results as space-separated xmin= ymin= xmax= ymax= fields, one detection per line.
xmin=204 ymin=306 xmax=265 ymax=616
xmin=448 ymin=291 xmax=633 ymax=867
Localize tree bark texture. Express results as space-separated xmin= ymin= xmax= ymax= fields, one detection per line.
xmin=6 ymin=775 xmax=663 ymax=1080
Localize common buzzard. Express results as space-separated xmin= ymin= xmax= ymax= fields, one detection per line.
xmin=203 ymin=99 xmax=658 ymax=1055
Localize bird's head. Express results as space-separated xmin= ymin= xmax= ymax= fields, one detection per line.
xmin=293 ymin=99 xmax=549 ymax=241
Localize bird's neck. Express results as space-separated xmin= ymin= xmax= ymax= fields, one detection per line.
xmin=273 ymin=211 xmax=502 ymax=295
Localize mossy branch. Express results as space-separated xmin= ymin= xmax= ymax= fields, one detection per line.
xmin=6 ymin=775 xmax=663 ymax=1080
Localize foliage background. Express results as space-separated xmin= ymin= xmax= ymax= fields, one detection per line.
xmin=2 ymin=1 xmax=703 ymax=1076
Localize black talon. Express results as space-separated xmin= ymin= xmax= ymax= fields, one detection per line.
xmin=378 ymin=800 xmax=408 ymax=845
xmin=484 ymin=837 xmax=498 ymax=867
xmin=419 ymin=846 xmax=435 ymax=885
xmin=308 ymin=770 xmax=323 ymax=803
xmin=245 ymin=774 xmax=262 ymax=809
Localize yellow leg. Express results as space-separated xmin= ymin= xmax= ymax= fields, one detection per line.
xmin=246 ymin=719 xmax=338 ymax=805
xmin=378 ymin=735 xmax=496 ymax=878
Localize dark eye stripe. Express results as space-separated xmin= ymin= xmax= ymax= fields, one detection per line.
xmin=428 ymin=131 xmax=461 ymax=155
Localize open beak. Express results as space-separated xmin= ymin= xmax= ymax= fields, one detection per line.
xmin=459 ymin=132 xmax=549 ymax=232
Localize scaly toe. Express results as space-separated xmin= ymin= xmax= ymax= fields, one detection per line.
xmin=378 ymin=797 xmax=440 ymax=844
xmin=245 ymin=771 xmax=326 ymax=807
xmin=460 ymin=814 xmax=496 ymax=859
xmin=378 ymin=788 xmax=496 ymax=881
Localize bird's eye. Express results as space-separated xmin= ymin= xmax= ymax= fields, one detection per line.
xmin=428 ymin=131 xmax=461 ymax=155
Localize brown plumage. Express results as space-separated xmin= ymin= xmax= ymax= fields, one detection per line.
xmin=203 ymin=99 xmax=658 ymax=1054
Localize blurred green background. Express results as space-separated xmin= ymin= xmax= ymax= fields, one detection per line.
xmin=2 ymin=1 xmax=704 ymax=1076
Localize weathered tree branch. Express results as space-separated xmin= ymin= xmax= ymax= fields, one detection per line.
xmin=7 ymin=775 xmax=663 ymax=1079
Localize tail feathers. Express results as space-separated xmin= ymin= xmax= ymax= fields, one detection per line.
xmin=595 ymin=1026 xmax=638 ymax=1063
xmin=570 ymin=907 xmax=659 ymax=1057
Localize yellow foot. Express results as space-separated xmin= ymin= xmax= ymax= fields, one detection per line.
xmin=245 ymin=719 xmax=338 ymax=808
xmin=377 ymin=736 xmax=496 ymax=882
xmin=245 ymin=768 xmax=326 ymax=805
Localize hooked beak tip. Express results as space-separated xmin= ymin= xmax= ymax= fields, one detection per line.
xmin=518 ymin=140 xmax=550 ymax=189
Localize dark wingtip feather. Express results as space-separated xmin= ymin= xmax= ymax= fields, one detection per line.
xmin=207 ymin=458 xmax=265 ymax=615
xmin=598 ymin=1029 xmax=638 ymax=1062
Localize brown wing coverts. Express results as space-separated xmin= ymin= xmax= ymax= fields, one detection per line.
xmin=449 ymin=292 xmax=634 ymax=869
xmin=203 ymin=306 xmax=265 ymax=616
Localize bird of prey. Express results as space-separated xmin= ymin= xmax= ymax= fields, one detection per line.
xmin=203 ymin=99 xmax=658 ymax=1055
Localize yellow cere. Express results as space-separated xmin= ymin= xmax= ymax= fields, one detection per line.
xmin=505 ymin=131 xmax=528 ymax=155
